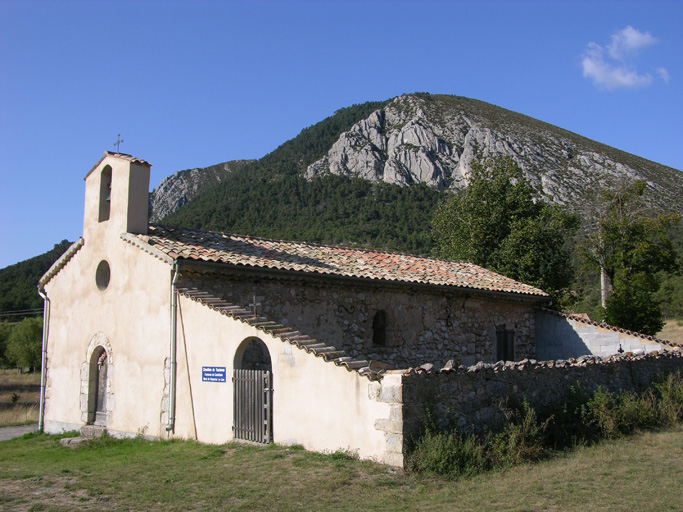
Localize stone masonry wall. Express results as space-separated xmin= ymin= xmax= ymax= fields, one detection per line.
xmin=182 ymin=270 xmax=539 ymax=369
xmin=400 ymin=350 xmax=683 ymax=444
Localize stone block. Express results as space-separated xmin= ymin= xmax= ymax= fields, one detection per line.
xmin=384 ymin=432 xmax=404 ymax=453
xmin=382 ymin=451 xmax=404 ymax=468
xmin=378 ymin=384 xmax=402 ymax=403
xmin=374 ymin=418 xmax=403 ymax=434
xmin=367 ymin=381 xmax=381 ymax=400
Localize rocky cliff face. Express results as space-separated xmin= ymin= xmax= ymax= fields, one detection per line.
xmin=305 ymin=94 xmax=682 ymax=212
xmin=149 ymin=160 xmax=253 ymax=222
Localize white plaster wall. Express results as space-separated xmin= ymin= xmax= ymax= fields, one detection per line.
xmin=175 ymin=296 xmax=397 ymax=464
xmin=44 ymin=155 xmax=170 ymax=437
xmin=43 ymin=239 xmax=171 ymax=436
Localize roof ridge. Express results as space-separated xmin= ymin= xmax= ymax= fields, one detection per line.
xmin=176 ymin=287 xmax=380 ymax=380
xmin=540 ymin=308 xmax=682 ymax=349
xmin=151 ymin=223 xmax=522 ymax=268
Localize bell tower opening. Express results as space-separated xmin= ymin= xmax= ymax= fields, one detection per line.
xmin=98 ymin=166 xmax=112 ymax=222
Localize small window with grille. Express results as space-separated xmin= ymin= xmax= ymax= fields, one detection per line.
xmin=496 ymin=324 xmax=515 ymax=361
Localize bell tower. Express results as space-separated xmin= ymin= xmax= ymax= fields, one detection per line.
xmin=83 ymin=152 xmax=151 ymax=240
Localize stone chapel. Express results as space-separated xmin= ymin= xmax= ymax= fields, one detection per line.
xmin=37 ymin=151 xmax=667 ymax=466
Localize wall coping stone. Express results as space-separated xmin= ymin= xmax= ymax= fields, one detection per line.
xmin=400 ymin=347 xmax=683 ymax=377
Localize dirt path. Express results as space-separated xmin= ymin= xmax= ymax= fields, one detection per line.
xmin=0 ymin=423 xmax=38 ymax=441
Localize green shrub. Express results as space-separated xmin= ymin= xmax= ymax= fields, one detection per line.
xmin=492 ymin=402 xmax=548 ymax=466
xmin=653 ymin=371 xmax=683 ymax=425
xmin=409 ymin=372 xmax=683 ymax=479
xmin=408 ymin=426 xmax=489 ymax=479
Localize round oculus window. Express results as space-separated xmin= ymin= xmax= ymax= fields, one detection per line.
xmin=96 ymin=260 xmax=111 ymax=291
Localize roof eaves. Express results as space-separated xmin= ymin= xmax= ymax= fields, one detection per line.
xmin=120 ymin=233 xmax=176 ymax=265
xmin=177 ymin=287 xmax=383 ymax=380
xmin=39 ymin=238 xmax=85 ymax=287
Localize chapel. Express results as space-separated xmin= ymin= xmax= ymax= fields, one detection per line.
xmin=38 ymin=152 xmax=664 ymax=465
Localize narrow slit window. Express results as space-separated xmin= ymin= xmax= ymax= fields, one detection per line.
xmin=98 ymin=166 xmax=112 ymax=222
xmin=372 ymin=311 xmax=387 ymax=347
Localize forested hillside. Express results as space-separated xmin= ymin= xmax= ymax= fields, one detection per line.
xmin=0 ymin=241 xmax=72 ymax=316
xmin=163 ymin=99 xmax=445 ymax=254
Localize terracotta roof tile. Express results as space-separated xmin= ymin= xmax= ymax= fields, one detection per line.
xmin=135 ymin=225 xmax=548 ymax=297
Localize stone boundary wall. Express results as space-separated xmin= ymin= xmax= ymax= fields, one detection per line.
xmin=399 ymin=350 xmax=683 ymax=444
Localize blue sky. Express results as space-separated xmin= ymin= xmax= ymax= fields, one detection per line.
xmin=1 ymin=0 xmax=681 ymax=269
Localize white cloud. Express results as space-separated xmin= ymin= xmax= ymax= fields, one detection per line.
xmin=581 ymin=26 xmax=667 ymax=90
xmin=607 ymin=26 xmax=656 ymax=60
xmin=657 ymin=67 xmax=670 ymax=84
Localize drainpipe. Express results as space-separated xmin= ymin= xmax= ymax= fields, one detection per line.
xmin=167 ymin=261 xmax=180 ymax=432
xmin=37 ymin=285 xmax=50 ymax=432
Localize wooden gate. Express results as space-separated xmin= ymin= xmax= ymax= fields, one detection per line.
xmin=233 ymin=369 xmax=272 ymax=443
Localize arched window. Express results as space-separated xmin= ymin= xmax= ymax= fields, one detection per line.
xmin=236 ymin=337 xmax=272 ymax=372
xmin=98 ymin=166 xmax=112 ymax=222
xmin=372 ymin=311 xmax=387 ymax=347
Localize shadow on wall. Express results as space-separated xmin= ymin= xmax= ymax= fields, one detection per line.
xmin=535 ymin=311 xmax=591 ymax=361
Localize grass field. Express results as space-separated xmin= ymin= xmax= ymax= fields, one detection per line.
xmin=0 ymin=427 xmax=682 ymax=512
xmin=658 ymin=319 xmax=683 ymax=345
xmin=0 ymin=370 xmax=39 ymax=427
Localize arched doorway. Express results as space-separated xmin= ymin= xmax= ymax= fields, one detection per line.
xmin=233 ymin=337 xmax=273 ymax=443
xmin=89 ymin=346 xmax=109 ymax=426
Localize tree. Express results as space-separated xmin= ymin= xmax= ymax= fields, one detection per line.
xmin=5 ymin=317 xmax=42 ymax=372
xmin=579 ymin=180 xmax=680 ymax=334
xmin=432 ymin=157 xmax=578 ymax=299
xmin=0 ymin=321 xmax=12 ymax=367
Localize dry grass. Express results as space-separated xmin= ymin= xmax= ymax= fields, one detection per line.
xmin=0 ymin=428 xmax=682 ymax=511
xmin=657 ymin=319 xmax=683 ymax=345
xmin=0 ymin=370 xmax=40 ymax=426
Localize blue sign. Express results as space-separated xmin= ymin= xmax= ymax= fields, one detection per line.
xmin=202 ymin=366 xmax=226 ymax=382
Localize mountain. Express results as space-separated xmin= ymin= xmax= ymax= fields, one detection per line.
xmin=161 ymin=93 xmax=682 ymax=254
xmin=149 ymin=159 xmax=253 ymax=222
xmin=305 ymin=93 xmax=682 ymax=212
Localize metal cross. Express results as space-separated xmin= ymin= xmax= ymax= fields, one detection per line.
xmin=114 ymin=134 xmax=124 ymax=152
xmin=249 ymin=294 xmax=261 ymax=316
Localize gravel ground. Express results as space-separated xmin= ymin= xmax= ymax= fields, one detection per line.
xmin=0 ymin=423 xmax=38 ymax=441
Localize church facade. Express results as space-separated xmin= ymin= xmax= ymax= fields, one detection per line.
xmin=43 ymin=151 xmax=647 ymax=465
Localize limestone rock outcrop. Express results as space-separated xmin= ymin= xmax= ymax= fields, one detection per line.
xmin=305 ymin=94 xmax=682 ymax=212
xmin=149 ymin=160 xmax=253 ymax=222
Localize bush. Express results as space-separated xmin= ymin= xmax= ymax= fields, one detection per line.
xmin=409 ymin=372 xmax=683 ymax=479
xmin=653 ymin=372 xmax=683 ymax=425
xmin=492 ymin=402 xmax=548 ymax=466
xmin=408 ymin=426 xmax=490 ymax=479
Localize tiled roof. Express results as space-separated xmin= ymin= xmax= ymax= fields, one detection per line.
xmin=178 ymin=287 xmax=383 ymax=380
xmin=541 ymin=308 xmax=682 ymax=349
xmin=132 ymin=225 xmax=549 ymax=298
